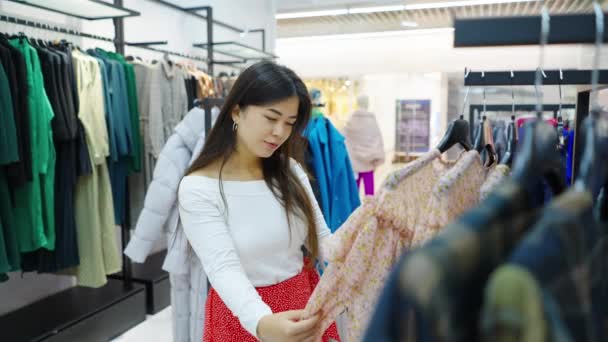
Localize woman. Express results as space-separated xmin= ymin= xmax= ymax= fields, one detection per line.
xmin=178 ymin=61 xmax=341 ymax=342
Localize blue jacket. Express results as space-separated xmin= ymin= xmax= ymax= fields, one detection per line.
xmin=306 ymin=117 xmax=360 ymax=231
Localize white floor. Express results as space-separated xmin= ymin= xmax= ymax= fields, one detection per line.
xmin=111 ymin=306 xmax=173 ymax=342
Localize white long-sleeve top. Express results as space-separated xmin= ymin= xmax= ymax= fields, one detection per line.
xmin=177 ymin=161 xmax=333 ymax=339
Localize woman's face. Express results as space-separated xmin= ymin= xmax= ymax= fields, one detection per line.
xmin=232 ymin=96 xmax=300 ymax=158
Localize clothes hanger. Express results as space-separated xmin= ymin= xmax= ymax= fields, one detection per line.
xmin=437 ymin=68 xmax=474 ymax=153
xmin=574 ymin=2 xmax=608 ymax=199
xmin=473 ymin=72 xmax=497 ymax=165
xmin=511 ymin=6 xmax=565 ymax=195
xmin=500 ymin=71 xmax=518 ymax=166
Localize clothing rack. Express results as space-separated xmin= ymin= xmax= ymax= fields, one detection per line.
xmin=455 ymin=9 xmax=607 ymax=182
xmin=464 ymin=70 xmax=608 ymax=86
xmin=468 ymin=104 xmax=577 ymax=126
xmin=0 ymin=3 xmax=148 ymax=341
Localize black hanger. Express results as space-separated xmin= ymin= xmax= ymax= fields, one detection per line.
xmin=511 ymin=120 xmax=565 ymax=195
xmin=500 ymin=115 xmax=517 ymax=166
xmin=436 ymin=115 xmax=473 ymax=153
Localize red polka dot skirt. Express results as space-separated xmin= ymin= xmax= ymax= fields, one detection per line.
xmin=203 ymin=264 xmax=341 ymax=342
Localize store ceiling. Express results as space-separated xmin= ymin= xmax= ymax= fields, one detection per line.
xmin=276 ymin=0 xmax=596 ymax=38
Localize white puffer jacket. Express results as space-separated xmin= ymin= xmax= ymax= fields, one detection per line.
xmin=125 ymin=106 xmax=206 ymax=274
xmin=125 ymin=107 xmax=214 ymax=342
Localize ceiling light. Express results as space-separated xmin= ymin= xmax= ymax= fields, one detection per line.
xmin=276 ymin=0 xmax=540 ymax=19
xmin=401 ymin=21 xmax=419 ymax=27
xmin=348 ymin=5 xmax=405 ymax=14
xmin=404 ymin=0 xmax=540 ymax=10
xmin=277 ymin=28 xmax=455 ymax=42
xmin=276 ymin=9 xmax=348 ymax=20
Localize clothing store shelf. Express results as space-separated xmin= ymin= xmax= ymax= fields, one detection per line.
xmin=454 ymin=13 xmax=608 ymax=47
xmin=109 ymin=250 xmax=170 ymax=315
xmin=193 ymin=41 xmax=278 ymax=61
xmin=6 ymin=0 xmax=140 ymax=20
xmin=0 ymin=279 xmax=146 ymax=342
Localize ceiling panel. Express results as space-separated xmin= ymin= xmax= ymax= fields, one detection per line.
xmin=277 ymin=0 xmax=596 ymax=38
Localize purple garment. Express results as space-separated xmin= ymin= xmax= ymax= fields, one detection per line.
xmin=356 ymin=170 xmax=374 ymax=196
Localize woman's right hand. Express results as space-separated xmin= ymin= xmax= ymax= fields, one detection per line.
xmin=256 ymin=310 xmax=320 ymax=342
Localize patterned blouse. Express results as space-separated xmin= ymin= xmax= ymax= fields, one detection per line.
xmin=479 ymin=164 xmax=511 ymax=200
xmin=411 ymin=150 xmax=486 ymax=247
xmin=304 ymin=149 xmax=465 ymax=342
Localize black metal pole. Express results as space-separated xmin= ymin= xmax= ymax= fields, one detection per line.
xmin=114 ymin=0 xmax=132 ymax=286
xmin=573 ymin=91 xmax=591 ymax=183
xmin=113 ymin=0 xmax=125 ymax=55
xmin=205 ymin=6 xmax=214 ymax=77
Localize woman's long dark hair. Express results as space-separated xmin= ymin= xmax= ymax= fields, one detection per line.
xmin=186 ymin=61 xmax=319 ymax=265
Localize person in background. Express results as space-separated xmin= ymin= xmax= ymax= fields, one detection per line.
xmin=343 ymin=95 xmax=385 ymax=196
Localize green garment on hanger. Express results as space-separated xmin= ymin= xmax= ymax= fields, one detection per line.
xmin=9 ymin=38 xmax=56 ymax=253
xmin=106 ymin=51 xmax=142 ymax=173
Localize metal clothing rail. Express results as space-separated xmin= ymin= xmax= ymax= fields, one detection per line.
xmin=464 ymin=70 xmax=608 ymax=86
xmin=466 ymin=103 xmax=576 ymax=143
xmin=0 ymin=4 xmax=148 ymax=341
xmin=0 ymin=14 xmax=115 ymax=42
xmin=149 ymin=0 xmax=267 ymax=52
xmin=125 ymin=42 xmax=209 ymax=63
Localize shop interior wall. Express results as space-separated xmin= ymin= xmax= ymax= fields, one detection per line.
xmin=277 ymin=29 xmax=606 ymax=159
xmin=0 ymin=0 xmax=276 ymax=315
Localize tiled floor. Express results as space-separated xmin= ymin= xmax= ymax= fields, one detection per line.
xmin=112 ymin=152 xmax=406 ymax=341
xmin=111 ymin=307 xmax=173 ymax=342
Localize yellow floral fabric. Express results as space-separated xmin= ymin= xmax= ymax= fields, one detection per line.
xmin=411 ymin=150 xmax=486 ymax=247
xmin=305 ymin=149 xmax=463 ymax=342
xmin=480 ymin=164 xmax=511 ymax=201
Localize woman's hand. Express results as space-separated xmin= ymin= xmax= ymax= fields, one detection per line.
xmin=256 ymin=310 xmax=319 ymax=342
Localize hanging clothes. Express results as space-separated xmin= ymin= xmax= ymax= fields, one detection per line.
xmin=9 ymin=37 xmax=56 ymax=253
xmin=0 ymin=35 xmax=33 ymax=187
xmin=482 ymin=265 xmax=559 ymax=342
xmin=493 ymin=121 xmax=507 ymax=162
xmin=410 ymin=150 xmax=486 ymax=247
xmin=20 ymin=42 xmax=84 ymax=273
xmin=0 ymin=63 xmax=19 ymax=281
xmin=108 ymin=51 xmax=141 ymax=173
xmin=88 ymin=48 xmax=133 ymax=226
xmin=304 ymin=149 xmax=467 ymax=342
xmin=0 ymin=62 xmax=18 ymax=164
xmin=67 ymin=49 xmax=121 ymax=288
xmin=480 ymin=164 xmax=511 ymax=200
xmin=147 ymin=60 xmax=189 ymax=158
xmin=363 ymin=180 xmax=538 ymax=342
xmin=305 ymin=116 xmax=360 ymax=231
xmin=483 ymin=189 xmax=608 ymax=341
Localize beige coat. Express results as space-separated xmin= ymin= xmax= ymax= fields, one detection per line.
xmin=343 ymin=109 xmax=385 ymax=173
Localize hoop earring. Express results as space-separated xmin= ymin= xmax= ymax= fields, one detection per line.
xmin=233 ymin=122 xmax=238 ymax=132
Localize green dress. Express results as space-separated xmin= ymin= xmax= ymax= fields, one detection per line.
xmin=9 ymin=38 xmax=56 ymax=253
